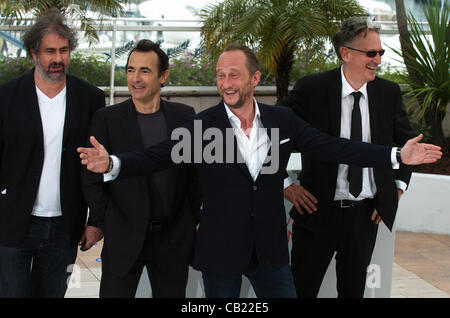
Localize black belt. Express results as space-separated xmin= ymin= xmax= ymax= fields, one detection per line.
xmin=333 ymin=199 xmax=370 ymax=209
xmin=148 ymin=219 xmax=168 ymax=232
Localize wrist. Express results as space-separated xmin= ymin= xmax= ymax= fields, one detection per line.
xmin=106 ymin=155 xmax=113 ymax=173
xmin=396 ymin=148 xmax=403 ymax=164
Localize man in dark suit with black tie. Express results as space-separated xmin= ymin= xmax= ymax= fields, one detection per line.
xmin=78 ymin=44 xmax=441 ymax=298
xmin=282 ymin=17 xmax=418 ymax=298
xmin=0 ymin=9 xmax=105 ymax=297
xmin=81 ymin=40 xmax=202 ymax=298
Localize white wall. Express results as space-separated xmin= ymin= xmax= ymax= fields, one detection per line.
xmin=396 ymin=173 xmax=450 ymax=235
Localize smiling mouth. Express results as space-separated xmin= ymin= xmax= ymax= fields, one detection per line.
xmin=224 ymin=90 xmax=238 ymax=96
xmin=366 ymin=65 xmax=378 ymax=71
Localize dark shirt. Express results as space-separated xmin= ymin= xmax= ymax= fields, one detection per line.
xmin=136 ymin=109 xmax=172 ymax=219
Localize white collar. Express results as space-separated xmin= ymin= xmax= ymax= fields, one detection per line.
xmin=224 ymin=98 xmax=260 ymax=122
xmin=340 ymin=66 xmax=368 ymax=100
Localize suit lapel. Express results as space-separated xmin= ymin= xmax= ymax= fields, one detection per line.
xmin=63 ymin=75 xmax=79 ymax=147
xmin=160 ymin=99 xmax=180 ymax=134
xmin=256 ymin=103 xmax=277 ymax=183
xmin=258 ymin=103 xmax=276 ymax=145
xmin=325 ymin=68 xmax=344 ymax=188
xmin=210 ymin=101 xmax=233 ymax=132
xmin=258 ymin=103 xmax=276 ymax=160
xmin=329 ymin=68 xmax=343 ymax=138
xmin=122 ymin=99 xmax=145 ymax=150
xmin=211 ymin=102 xmax=254 ymax=181
xmin=367 ymin=79 xmax=380 ymax=144
xmin=21 ymin=71 xmax=45 ymax=146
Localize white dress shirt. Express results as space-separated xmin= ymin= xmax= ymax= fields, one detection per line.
xmin=224 ymin=99 xmax=270 ymax=181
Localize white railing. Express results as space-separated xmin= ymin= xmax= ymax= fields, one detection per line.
xmin=0 ymin=18 xmax=431 ymax=104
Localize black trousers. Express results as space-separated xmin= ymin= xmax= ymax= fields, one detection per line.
xmin=290 ymin=200 xmax=378 ymax=298
xmin=100 ymin=228 xmax=189 ymax=298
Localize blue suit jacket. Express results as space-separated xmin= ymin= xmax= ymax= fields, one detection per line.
xmin=116 ymin=102 xmax=392 ymax=275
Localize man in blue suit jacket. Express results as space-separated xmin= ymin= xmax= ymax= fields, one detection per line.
xmin=78 ymin=44 xmax=441 ymax=298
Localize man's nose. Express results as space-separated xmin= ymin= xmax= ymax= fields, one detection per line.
xmin=54 ymin=51 xmax=63 ymax=62
xmin=374 ymin=53 xmax=382 ymax=64
xmin=374 ymin=50 xmax=383 ymax=64
xmin=221 ymin=75 xmax=232 ymax=88
xmin=131 ymin=71 xmax=142 ymax=82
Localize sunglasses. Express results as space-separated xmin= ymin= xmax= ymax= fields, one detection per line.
xmin=344 ymin=46 xmax=385 ymax=58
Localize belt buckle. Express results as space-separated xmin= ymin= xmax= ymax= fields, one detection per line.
xmin=340 ymin=200 xmax=353 ymax=208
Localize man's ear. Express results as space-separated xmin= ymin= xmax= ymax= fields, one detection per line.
xmin=340 ymin=46 xmax=351 ymax=63
xmin=159 ymin=69 xmax=170 ymax=85
xmin=30 ymin=50 xmax=38 ymax=64
xmin=252 ymin=70 xmax=261 ymax=87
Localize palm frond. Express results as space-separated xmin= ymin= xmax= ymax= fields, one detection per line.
xmin=198 ymin=0 xmax=365 ymax=100
xmin=394 ymin=1 xmax=449 ymax=119
xmin=1 ymin=0 xmax=129 ymax=47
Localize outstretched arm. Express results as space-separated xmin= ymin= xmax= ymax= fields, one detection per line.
xmin=288 ymin=109 xmax=441 ymax=168
xmin=78 ymin=134 xmax=178 ymax=179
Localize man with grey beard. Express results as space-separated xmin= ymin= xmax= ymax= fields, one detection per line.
xmin=0 ymin=9 xmax=105 ymax=297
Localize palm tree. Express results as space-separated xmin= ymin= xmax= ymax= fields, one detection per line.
xmin=394 ymin=0 xmax=424 ymax=88
xmin=393 ymin=0 xmax=449 ymax=144
xmin=1 ymin=0 xmax=129 ymax=46
xmin=199 ymin=0 xmax=365 ymax=102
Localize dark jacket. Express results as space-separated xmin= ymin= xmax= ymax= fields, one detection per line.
xmin=82 ymin=98 xmax=202 ymax=276
xmin=280 ymin=67 xmax=415 ymax=231
xmin=0 ymin=70 xmax=105 ymax=247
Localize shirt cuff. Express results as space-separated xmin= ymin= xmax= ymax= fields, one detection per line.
xmin=283 ymin=176 xmax=296 ymax=189
xmin=391 ymin=147 xmax=400 ymax=169
xmin=103 ymin=155 xmax=121 ymax=182
xmin=396 ymin=180 xmax=407 ymax=193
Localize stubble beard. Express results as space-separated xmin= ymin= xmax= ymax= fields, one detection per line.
xmin=35 ymin=56 xmax=67 ymax=84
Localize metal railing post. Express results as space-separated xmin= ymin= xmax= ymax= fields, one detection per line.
xmin=109 ymin=18 xmax=117 ymax=106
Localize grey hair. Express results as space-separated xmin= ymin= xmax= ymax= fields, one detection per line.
xmin=332 ymin=16 xmax=381 ymax=60
xmin=22 ymin=8 xmax=78 ymax=58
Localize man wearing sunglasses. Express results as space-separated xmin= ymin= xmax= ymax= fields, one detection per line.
xmin=281 ymin=16 xmax=417 ymax=297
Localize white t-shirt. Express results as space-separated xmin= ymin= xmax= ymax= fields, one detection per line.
xmin=31 ymin=86 xmax=66 ymax=217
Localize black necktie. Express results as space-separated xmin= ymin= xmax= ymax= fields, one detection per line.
xmin=348 ymin=91 xmax=363 ymax=198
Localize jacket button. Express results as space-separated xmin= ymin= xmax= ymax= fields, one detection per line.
xmin=253 ymin=185 xmax=257 ymax=191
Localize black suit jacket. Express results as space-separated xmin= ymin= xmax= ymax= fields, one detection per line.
xmin=115 ymin=101 xmax=394 ymax=275
xmin=82 ymin=99 xmax=202 ymax=276
xmin=0 ymin=70 xmax=105 ymax=247
xmin=281 ymin=68 xmax=416 ymax=231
